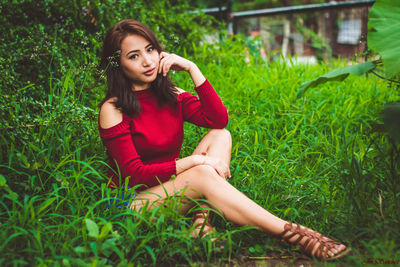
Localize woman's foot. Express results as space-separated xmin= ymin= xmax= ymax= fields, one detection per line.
xmin=280 ymin=222 xmax=351 ymax=261
xmin=190 ymin=211 xmax=224 ymax=249
xmin=190 ymin=211 xmax=215 ymax=238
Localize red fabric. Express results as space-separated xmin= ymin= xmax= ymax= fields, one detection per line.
xmin=98 ymin=79 xmax=228 ymax=190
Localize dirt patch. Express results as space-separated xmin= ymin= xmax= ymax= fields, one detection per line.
xmin=232 ymin=251 xmax=319 ymax=267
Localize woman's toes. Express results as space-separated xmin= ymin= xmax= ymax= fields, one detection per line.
xmin=327 ymin=250 xmax=335 ymax=257
xmin=327 ymin=243 xmax=347 ymax=259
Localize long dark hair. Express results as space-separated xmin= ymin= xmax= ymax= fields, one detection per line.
xmin=100 ymin=20 xmax=177 ymax=117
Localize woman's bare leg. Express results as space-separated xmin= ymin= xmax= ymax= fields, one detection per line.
xmin=131 ymin=165 xmax=284 ymax=231
xmin=190 ymin=129 xmax=232 ymax=236
xmin=192 ymin=128 xmax=232 ymax=167
xmin=130 ymin=129 xmax=348 ymax=259
xmin=131 ymin=163 xmax=347 ymax=259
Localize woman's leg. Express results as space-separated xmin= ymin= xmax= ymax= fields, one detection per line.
xmin=131 ymin=165 xmax=283 ymax=230
xmin=190 ymin=129 xmax=232 ymax=237
xmin=192 ymin=128 xmax=232 ymax=166
xmin=131 ymin=164 xmax=348 ymax=259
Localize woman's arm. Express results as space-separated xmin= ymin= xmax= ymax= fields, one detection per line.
xmin=187 ymin=63 xmax=206 ymax=87
xmin=175 ymin=154 xmax=231 ymax=179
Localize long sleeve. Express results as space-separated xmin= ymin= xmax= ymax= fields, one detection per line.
xmin=99 ymin=116 xmax=176 ymax=189
xmin=180 ymin=79 xmax=228 ymax=128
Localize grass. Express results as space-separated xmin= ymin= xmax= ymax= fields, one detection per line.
xmin=1 ymin=40 xmax=399 ymax=266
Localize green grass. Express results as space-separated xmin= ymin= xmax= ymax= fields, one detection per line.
xmin=1 ymin=40 xmax=399 ymax=266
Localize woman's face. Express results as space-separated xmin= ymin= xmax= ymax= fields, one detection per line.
xmin=120 ymin=34 xmax=160 ymax=91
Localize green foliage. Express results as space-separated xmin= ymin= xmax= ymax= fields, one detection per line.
xmin=297 ymin=61 xmax=376 ymax=98
xmin=384 ymin=102 xmax=400 ymax=143
xmin=368 ymin=0 xmax=400 ymax=77
xmin=297 ymin=0 xmax=400 ymax=143
xmin=0 ymin=0 xmax=215 ymax=101
xmin=298 ymin=0 xmax=400 ymax=91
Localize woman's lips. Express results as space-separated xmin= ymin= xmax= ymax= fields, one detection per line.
xmin=144 ymin=68 xmax=155 ymax=76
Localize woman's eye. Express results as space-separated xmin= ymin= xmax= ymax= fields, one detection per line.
xmin=148 ymin=47 xmax=154 ymax=52
xmin=129 ymin=54 xmax=138 ymax=60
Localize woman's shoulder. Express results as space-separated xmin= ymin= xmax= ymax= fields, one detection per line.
xmin=99 ymin=97 xmax=124 ymax=129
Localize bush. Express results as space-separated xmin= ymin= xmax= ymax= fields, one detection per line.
xmin=0 ymin=0 xmax=216 ymax=99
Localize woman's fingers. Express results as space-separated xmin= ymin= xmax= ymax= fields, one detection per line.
xmin=223 ymin=164 xmax=231 ymax=179
xmin=160 ymin=51 xmax=168 ymax=58
xmin=158 ymin=52 xmax=166 ymax=74
xmin=158 ymin=52 xmax=191 ymax=76
xmin=215 ymin=166 xmax=225 ymax=179
xmin=160 ymin=54 xmax=174 ymax=76
xmin=158 ymin=53 xmax=170 ymax=76
xmin=211 ymin=158 xmax=230 ymax=179
xmin=217 ymin=160 xmax=230 ymax=179
xmin=162 ymin=55 xmax=171 ymax=76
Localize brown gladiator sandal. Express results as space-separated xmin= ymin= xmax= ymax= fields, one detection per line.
xmin=280 ymin=222 xmax=351 ymax=261
xmin=191 ymin=211 xmax=214 ymax=238
xmin=191 ymin=211 xmax=225 ymax=249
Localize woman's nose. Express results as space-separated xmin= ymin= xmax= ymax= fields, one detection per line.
xmin=142 ymin=53 xmax=151 ymax=66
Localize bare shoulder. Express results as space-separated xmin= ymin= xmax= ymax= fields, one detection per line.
xmin=99 ymin=98 xmax=123 ymax=129
xmin=175 ymin=87 xmax=186 ymax=94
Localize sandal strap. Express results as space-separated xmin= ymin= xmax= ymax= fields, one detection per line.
xmin=281 ymin=222 xmax=344 ymax=260
xmin=192 ymin=211 xmax=210 ymax=221
xmin=192 ymin=211 xmax=213 ymax=238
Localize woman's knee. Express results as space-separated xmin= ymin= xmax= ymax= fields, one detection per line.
xmin=192 ymin=164 xmax=217 ymax=175
xmin=192 ymin=165 xmax=226 ymax=187
xmin=210 ymin=128 xmax=232 ymax=145
xmin=180 ymin=165 xmax=222 ymax=187
xmin=211 ymin=128 xmax=231 ymax=138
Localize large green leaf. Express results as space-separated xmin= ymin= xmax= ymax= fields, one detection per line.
xmin=384 ymin=102 xmax=400 ymax=143
xmin=297 ymin=61 xmax=376 ymax=98
xmin=85 ymin=219 xmax=99 ymax=239
xmin=368 ymin=0 xmax=400 ymax=77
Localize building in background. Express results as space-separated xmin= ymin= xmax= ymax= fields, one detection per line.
xmin=205 ymin=0 xmax=373 ymax=63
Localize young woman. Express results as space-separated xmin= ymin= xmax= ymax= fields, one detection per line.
xmin=98 ymin=19 xmax=350 ymax=261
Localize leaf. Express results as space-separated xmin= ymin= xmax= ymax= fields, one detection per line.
xmin=73 ymin=246 xmax=87 ymax=255
xmin=144 ymin=245 xmax=156 ymax=263
xmin=85 ymin=219 xmax=99 ymax=239
xmin=37 ymin=197 xmax=57 ymax=215
xmin=383 ymin=102 xmax=400 ymax=143
xmin=90 ymin=241 xmax=98 ymax=258
xmin=368 ymin=0 xmax=400 ymax=77
xmin=100 ymin=238 xmax=118 ymax=257
xmin=5 ymin=192 xmax=18 ymax=201
xmin=99 ymin=222 xmax=113 ymax=240
xmin=297 ymin=61 xmax=376 ymax=98
xmin=0 ymin=174 xmax=7 ymax=187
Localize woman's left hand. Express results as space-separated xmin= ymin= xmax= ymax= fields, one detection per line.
xmin=158 ymin=52 xmax=194 ymax=76
xmin=202 ymin=155 xmax=231 ymax=180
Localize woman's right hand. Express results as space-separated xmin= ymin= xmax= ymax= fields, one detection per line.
xmin=197 ymin=155 xmax=231 ymax=180
xmin=158 ymin=52 xmax=205 ymax=87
